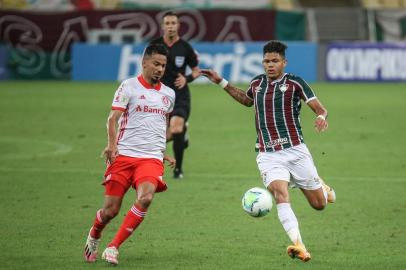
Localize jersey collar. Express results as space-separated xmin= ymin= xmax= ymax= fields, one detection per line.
xmin=137 ymin=75 xmax=162 ymax=91
xmin=269 ymin=73 xmax=287 ymax=85
xmin=163 ymin=36 xmax=180 ymax=47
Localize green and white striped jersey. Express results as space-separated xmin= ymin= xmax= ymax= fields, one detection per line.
xmin=246 ymin=73 xmax=317 ymax=152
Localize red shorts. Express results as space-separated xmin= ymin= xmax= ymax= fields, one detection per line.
xmin=103 ymin=155 xmax=167 ymax=197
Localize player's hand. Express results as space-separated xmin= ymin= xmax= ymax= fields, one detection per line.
xmin=175 ymin=73 xmax=187 ymax=89
xmin=315 ymin=116 xmax=328 ymax=132
xmin=102 ymin=145 xmax=119 ymax=164
xmin=163 ymin=155 xmax=176 ymax=168
xmin=201 ymin=69 xmax=222 ymax=84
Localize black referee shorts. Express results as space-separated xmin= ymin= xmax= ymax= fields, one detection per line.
xmin=171 ymin=103 xmax=190 ymax=121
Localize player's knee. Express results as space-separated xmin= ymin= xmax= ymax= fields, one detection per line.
xmin=270 ymin=188 xmax=289 ymax=204
xmin=170 ymin=125 xmax=183 ymax=134
xmin=137 ymin=193 xmax=154 ymax=209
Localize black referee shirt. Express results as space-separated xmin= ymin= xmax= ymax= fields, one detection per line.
xmin=149 ymin=37 xmax=198 ymax=93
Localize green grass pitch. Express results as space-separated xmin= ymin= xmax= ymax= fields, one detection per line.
xmin=0 ymin=81 xmax=405 ymax=270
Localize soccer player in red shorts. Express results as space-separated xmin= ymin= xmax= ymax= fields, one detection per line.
xmin=83 ymin=44 xmax=176 ymax=266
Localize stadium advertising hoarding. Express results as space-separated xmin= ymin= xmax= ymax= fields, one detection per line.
xmin=72 ymin=42 xmax=318 ymax=83
xmin=326 ymin=43 xmax=406 ymax=81
xmin=0 ymin=9 xmax=277 ymax=79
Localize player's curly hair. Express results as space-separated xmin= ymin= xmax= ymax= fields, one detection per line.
xmin=263 ymin=41 xmax=287 ymax=58
xmin=144 ymin=44 xmax=168 ymax=58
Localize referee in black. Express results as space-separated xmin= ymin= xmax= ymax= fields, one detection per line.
xmin=150 ymin=11 xmax=201 ymax=179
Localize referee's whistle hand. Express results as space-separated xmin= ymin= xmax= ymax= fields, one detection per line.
xmin=175 ymin=73 xmax=187 ymax=89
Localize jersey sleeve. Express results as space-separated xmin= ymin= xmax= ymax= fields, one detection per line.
xmin=111 ymin=81 xmax=131 ymax=111
xmin=246 ymin=76 xmax=262 ymax=100
xmin=295 ymin=76 xmax=317 ymax=103
xmin=246 ymin=85 xmax=254 ymax=100
xmin=185 ymin=43 xmax=199 ymax=68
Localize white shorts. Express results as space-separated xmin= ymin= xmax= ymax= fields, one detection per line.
xmin=256 ymin=144 xmax=322 ymax=190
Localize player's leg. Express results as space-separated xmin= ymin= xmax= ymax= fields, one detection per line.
xmin=166 ymin=118 xmax=189 ymax=149
xmin=267 ymin=180 xmax=311 ymax=262
xmin=103 ymin=158 xmax=165 ymax=265
xmin=84 ymin=155 xmax=132 ymax=263
xmin=300 ymin=187 xmax=326 ymax=210
xmin=184 ymin=121 xmax=189 ymax=149
xmin=299 ymin=179 xmax=334 ymax=208
xmin=103 ymin=181 xmax=156 ymax=265
xmin=257 ymin=152 xmax=311 ymax=262
xmin=289 ymin=144 xmax=335 ymax=207
xmin=84 ymin=184 xmax=126 ymax=262
xmin=170 ymin=114 xmax=187 ymax=178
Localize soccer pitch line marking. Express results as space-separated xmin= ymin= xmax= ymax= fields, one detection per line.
xmin=0 ymin=167 xmax=404 ymax=183
xmin=0 ymin=137 xmax=72 ymax=160
xmin=188 ymin=173 xmax=406 ymax=183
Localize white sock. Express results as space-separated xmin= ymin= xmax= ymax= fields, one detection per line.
xmin=277 ymin=203 xmax=305 ymax=247
xmin=319 ymin=178 xmax=328 ymax=204
xmin=322 ymin=188 xmax=328 ymax=204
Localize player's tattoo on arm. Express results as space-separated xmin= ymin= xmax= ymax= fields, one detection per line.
xmin=224 ymin=84 xmax=253 ymax=107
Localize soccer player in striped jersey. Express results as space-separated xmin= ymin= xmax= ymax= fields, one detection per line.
xmin=202 ymin=41 xmax=335 ymax=262
xmin=83 ymin=44 xmax=176 ymax=265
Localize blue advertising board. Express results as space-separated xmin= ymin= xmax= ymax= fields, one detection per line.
xmin=326 ymin=42 xmax=406 ymax=81
xmin=72 ymin=42 xmax=318 ymax=83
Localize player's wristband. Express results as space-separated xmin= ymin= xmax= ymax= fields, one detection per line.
xmin=186 ymin=74 xmax=194 ymax=83
xmin=219 ymin=78 xmax=229 ymax=88
xmin=316 ymin=115 xmax=326 ymax=121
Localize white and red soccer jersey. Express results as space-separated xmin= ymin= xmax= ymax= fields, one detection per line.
xmin=111 ymin=75 xmax=175 ymax=160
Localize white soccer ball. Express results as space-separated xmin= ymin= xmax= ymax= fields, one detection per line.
xmin=242 ymin=187 xmax=273 ymax=217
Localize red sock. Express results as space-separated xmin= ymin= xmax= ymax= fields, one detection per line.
xmin=90 ymin=209 xmax=108 ymax=239
xmin=108 ymin=205 xmax=146 ymax=249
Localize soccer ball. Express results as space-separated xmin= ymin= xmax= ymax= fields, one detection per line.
xmin=242 ymin=187 xmax=273 ymax=217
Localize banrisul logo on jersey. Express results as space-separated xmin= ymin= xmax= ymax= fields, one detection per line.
xmin=136 ymin=105 xmax=166 ymax=115
xmin=326 ymin=43 xmax=406 ymax=81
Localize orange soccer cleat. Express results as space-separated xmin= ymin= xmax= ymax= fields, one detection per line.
xmin=287 ymin=243 xmax=311 ymax=262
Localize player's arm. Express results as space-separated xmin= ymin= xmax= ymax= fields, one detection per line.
xmin=163 ymin=154 xmax=176 ymax=168
xmin=201 ymin=69 xmax=253 ymax=107
xmin=307 ymin=99 xmax=328 ymax=132
xmin=103 ymin=109 xmax=124 ymax=164
xmin=185 ymin=45 xmax=201 ymax=83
